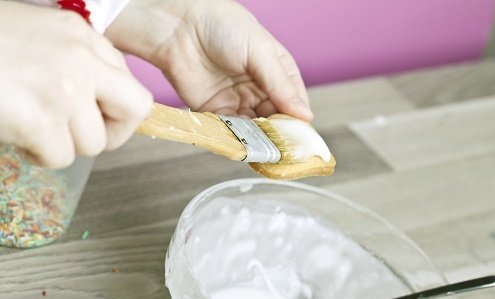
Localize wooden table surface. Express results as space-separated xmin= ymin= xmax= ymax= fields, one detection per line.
xmin=1 ymin=59 xmax=495 ymax=299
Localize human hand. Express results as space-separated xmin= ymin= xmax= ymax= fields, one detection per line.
xmin=106 ymin=0 xmax=312 ymax=120
xmin=0 ymin=2 xmax=152 ymax=168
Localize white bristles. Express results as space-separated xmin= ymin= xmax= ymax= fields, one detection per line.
xmin=254 ymin=117 xmax=331 ymax=163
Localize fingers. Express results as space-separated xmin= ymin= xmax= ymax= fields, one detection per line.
xmin=237 ymin=107 xmax=257 ymax=119
xmin=25 ymin=124 xmax=75 ymax=169
xmin=94 ymin=65 xmax=152 ymax=131
xmin=69 ymin=98 xmax=106 ymax=156
xmin=273 ymin=40 xmax=310 ymax=106
xmin=248 ymin=34 xmax=313 ymax=121
xmin=41 ymin=36 xmax=151 ymax=164
xmin=1 ymin=93 xmax=76 ymax=169
xmin=0 ymin=6 xmax=152 ymax=169
xmin=92 ymin=33 xmax=153 ymax=121
xmin=255 ymin=100 xmax=277 ymax=118
xmin=211 ymin=106 xmax=239 ymax=117
xmin=103 ymin=117 xmax=140 ymax=151
xmin=91 ymin=39 xmax=153 ymax=151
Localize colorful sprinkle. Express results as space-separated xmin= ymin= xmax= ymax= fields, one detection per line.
xmin=0 ymin=145 xmax=69 ymax=248
xmin=80 ymin=230 xmax=90 ymax=240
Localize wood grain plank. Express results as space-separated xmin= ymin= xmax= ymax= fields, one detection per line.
xmin=325 ymin=152 xmax=495 ymax=286
xmin=350 ymin=96 xmax=495 ymax=171
xmin=408 ymin=210 xmax=495 ymax=283
xmin=0 ymin=236 xmax=169 ymax=299
xmin=300 ymin=126 xmax=392 ymax=186
xmin=93 ymin=134 xmax=205 ymax=171
xmin=309 ymin=77 xmax=415 ymax=129
xmin=326 ymin=152 xmax=495 ymax=233
xmin=388 ymin=59 xmax=495 ymax=108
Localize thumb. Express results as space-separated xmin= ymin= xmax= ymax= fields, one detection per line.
xmin=247 ymin=36 xmax=313 ymax=121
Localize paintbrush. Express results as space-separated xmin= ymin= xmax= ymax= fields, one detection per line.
xmin=136 ymin=102 xmax=336 ymax=180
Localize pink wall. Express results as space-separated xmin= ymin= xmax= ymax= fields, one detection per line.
xmin=126 ymin=0 xmax=495 ymax=107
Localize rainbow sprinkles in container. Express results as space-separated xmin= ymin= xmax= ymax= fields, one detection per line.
xmin=0 ymin=145 xmax=69 ymax=248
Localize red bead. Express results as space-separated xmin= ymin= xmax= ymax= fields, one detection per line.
xmin=58 ymin=0 xmax=91 ymax=23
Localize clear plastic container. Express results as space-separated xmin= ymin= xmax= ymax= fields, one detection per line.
xmin=165 ymin=178 xmax=447 ymax=299
xmin=0 ymin=144 xmax=93 ymax=248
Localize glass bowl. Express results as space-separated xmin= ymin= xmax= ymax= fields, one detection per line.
xmin=165 ymin=178 xmax=446 ymax=299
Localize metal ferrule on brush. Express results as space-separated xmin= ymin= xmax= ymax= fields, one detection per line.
xmin=218 ymin=115 xmax=281 ymax=163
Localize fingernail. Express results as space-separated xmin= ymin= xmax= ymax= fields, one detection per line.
xmin=291 ymin=101 xmax=314 ymax=120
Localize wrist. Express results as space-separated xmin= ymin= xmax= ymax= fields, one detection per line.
xmin=105 ymin=0 xmax=193 ymax=61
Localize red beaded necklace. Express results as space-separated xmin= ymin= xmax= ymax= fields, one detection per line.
xmin=57 ymin=0 xmax=91 ymax=23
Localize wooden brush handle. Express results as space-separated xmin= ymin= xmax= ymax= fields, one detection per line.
xmin=136 ymin=103 xmax=247 ymax=161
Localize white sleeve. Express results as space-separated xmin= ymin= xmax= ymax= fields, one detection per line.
xmin=85 ymin=0 xmax=131 ymax=34
xmin=14 ymin=0 xmax=129 ymax=34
